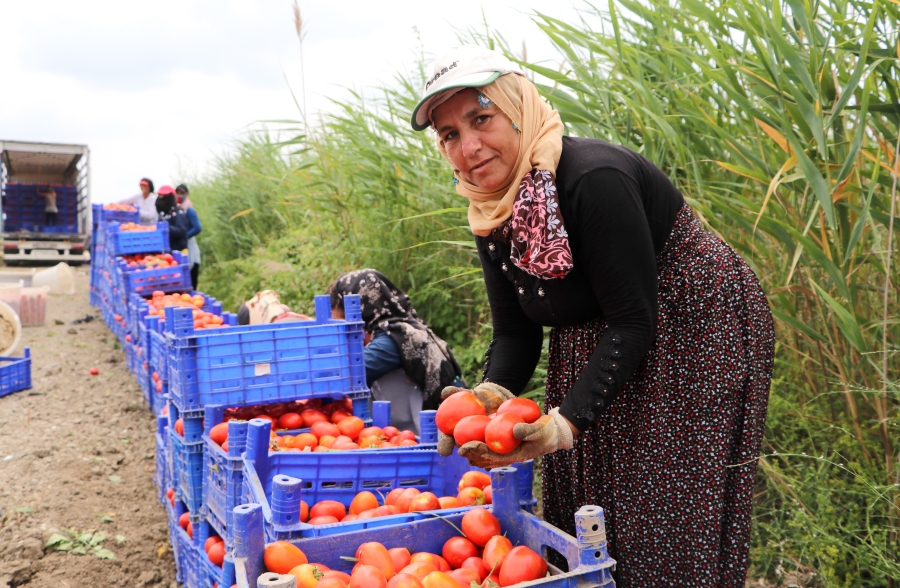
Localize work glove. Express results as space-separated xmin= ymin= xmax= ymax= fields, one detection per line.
xmin=437 ymin=382 xmax=516 ymax=457
xmin=456 ymin=407 xmax=575 ymax=469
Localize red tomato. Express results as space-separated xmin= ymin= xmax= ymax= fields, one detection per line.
xmin=337 ymin=417 xmax=365 ymax=440
xmin=448 ymin=568 xmax=481 ymax=585
xmin=350 ymin=491 xmax=380 ymax=515
xmin=441 ymin=536 xmax=478 ymax=569
xmin=481 ymin=535 xmax=512 ymax=571
xmin=359 ymin=426 xmax=384 ymax=440
xmin=394 ymin=488 xmax=422 ymax=513
xmin=411 ymin=553 xmax=450 ymax=572
xmin=342 ymin=514 xmax=359 ymax=522
xmin=178 ymin=512 xmax=190 ymax=529
xmin=357 ymin=542 xmax=396 ymax=579
xmin=461 ymin=557 xmax=489 ymax=581
xmin=174 ymin=418 xmax=185 ymax=437
xmin=301 ymin=409 xmax=329 ymax=427
xmin=308 ymin=515 xmax=340 ymax=525
xmin=389 ymin=547 xmax=411 ymax=572
xmin=319 ymin=435 xmax=337 ymax=448
xmin=461 ymin=509 xmax=501 ymax=547
xmin=385 ymin=488 xmax=406 ymax=506
xmin=209 ymin=422 xmax=229 ymax=446
xmin=278 ymin=412 xmax=304 ymax=429
xmin=311 ymin=421 xmax=341 ymax=438
xmin=382 ymin=426 xmax=399 ymax=439
xmin=453 ymin=415 xmax=491 ymax=445
xmin=399 ymin=562 xmax=437 ymax=581
xmin=387 ymin=573 xmax=425 ymax=588
xmin=322 ymin=570 xmax=352 ymax=584
xmin=204 ymin=536 xmax=223 ymax=553
xmin=372 ymin=505 xmax=398 ymax=517
xmin=435 ymin=392 xmax=485 ymax=435
xmin=186 ymin=521 xmax=193 ymax=539
xmin=421 ymin=571 xmax=463 ymax=588
xmin=497 ymin=546 xmax=547 ymax=586
xmin=399 ymin=430 xmax=416 ymax=441
xmin=300 ymin=500 xmax=309 ymax=523
xmin=457 ymin=471 xmax=491 ymax=492
xmin=409 ymin=492 xmax=440 ymax=512
xmin=495 ymin=398 xmax=541 ymax=424
xmin=456 ymin=487 xmax=486 ymax=506
xmin=330 ymin=410 xmax=352 ymax=424
xmin=349 ymin=564 xmax=388 ymax=588
xmin=292 ymin=433 xmax=318 ymax=451
xmin=89 ymin=367 xmax=99 ymax=376
xmin=253 ymin=414 xmax=276 ymax=424
xmin=437 ymin=496 xmax=458 ymax=509
xmin=207 ymin=541 xmax=225 ymax=566
xmin=310 ymin=500 xmax=347 ymax=520
xmin=483 ymin=485 xmax=492 ymax=504
xmin=484 ymin=413 xmax=524 ymax=455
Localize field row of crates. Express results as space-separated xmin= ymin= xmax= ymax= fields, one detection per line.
xmin=89 ymin=204 xmax=616 ymax=588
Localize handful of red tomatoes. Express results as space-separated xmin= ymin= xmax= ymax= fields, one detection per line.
xmin=435 ymin=394 xmax=542 ymax=455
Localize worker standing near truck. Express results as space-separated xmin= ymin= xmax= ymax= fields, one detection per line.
xmin=36 ymin=185 xmax=57 ymax=227
xmin=119 ymin=178 xmax=158 ymax=225
xmin=413 ymin=46 xmax=775 ymax=588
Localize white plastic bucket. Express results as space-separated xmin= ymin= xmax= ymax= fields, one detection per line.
xmin=0 ymin=300 xmax=23 ymax=356
xmin=33 ymin=262 xmax=75 ymax=295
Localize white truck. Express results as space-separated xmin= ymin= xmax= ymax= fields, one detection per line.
xmin=0 ymin=140 xmax=91 ymax=265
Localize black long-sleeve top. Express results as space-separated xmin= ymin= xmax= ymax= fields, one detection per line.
xmin=477 ymin=137 xmax=684 ymax=431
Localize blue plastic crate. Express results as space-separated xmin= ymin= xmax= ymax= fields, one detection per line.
xmin=232 ymin=467 xmax=616 ymax=588
xmin=0 ymin=349 xmax=32 ymax=399
xmin=118 ymin=250 xmax=192 ymax=297
xmin=92 ymin=203 xmax=140 ymax=225
xmin=155 ymin=415 xmax=169 ymax=505
xmin=125 ymin=342 xmax=137 ymax=375
xmin=194 ymin=518 xmax=236 ymax=588
xmin=169 ymin=399 xmax=207 ymax=515
xmin=167 ymin=500 xmax=201 ymax=588
xmin=165 ymin=295 xmax=367 ymax=413
xmin=233 ymin=416 xmax=535 ymax=546
xmin=105 ymin=221 xmax=170 ymax=256
xmin=89 ymin=287 xmax=101 ymax=308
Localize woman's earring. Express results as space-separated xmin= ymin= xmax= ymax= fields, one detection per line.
xmin=512 ymin=122 xmax=520 ymax=133
xmin=452 ymin=176 xmax=459 ymax=186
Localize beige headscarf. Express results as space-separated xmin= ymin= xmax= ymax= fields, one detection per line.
xmin=435 ymin=74 xmax=564 ymax=237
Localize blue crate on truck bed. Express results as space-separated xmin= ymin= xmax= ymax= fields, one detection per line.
xmin=104 ymin=221 xmax=170 ymax=256
xmin=232 ymin=467 xmax=616 ymax=588
xmin=92 ymin=203 xmax=139 ymax=225
xmin=169 ymin=398 xmax=207 ymax=516
xmin=234 ymin=416 xmax=536 ymax=546
xmin=118 ymin=250 xmax=192 ymax=298
xmin=165 ymin=295 xmax=367 ymax=413
xmin=0 ymin=349 xmax=32 ymax=399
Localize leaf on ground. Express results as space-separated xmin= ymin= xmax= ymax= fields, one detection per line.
xmin=93 ymin=547 xmax=115 ymax=560
xmin=15 ymin=506 xmax=34 ymax=513
xmin=115 ymin=535 xmax=126 ymax=544
xmin=90 ymin=532 xmax=106 ymax=546
xmin=107 ymin=475 xmax=122 ymax=484
xmin=97 ymin=514 xmax=115 ymax=523
xmin=71 ymin=545 xmax=87 ymax=555
xmin=45 ymin=533 xmax=68 ymax=547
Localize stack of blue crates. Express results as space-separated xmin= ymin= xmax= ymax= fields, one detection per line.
xmin=85 ymin=224 xmax=593 ymax=588
xmin=2 ymin=183 xmax=79 ymax=233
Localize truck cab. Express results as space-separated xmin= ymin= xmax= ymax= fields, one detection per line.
xmin=0 ymin=140 xmax=91 ymax=265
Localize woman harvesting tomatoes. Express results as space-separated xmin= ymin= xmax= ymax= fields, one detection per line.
xmin=413 ymin=45 xmax=775 ymax=588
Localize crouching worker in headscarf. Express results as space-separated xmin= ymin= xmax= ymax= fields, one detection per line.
xmin=236 ymin=290 xmax=310 ymax=325
xmin=327 ymin=269 xmax=466 ymax=434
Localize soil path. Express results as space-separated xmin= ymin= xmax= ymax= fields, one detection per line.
xmin=0 ymin=270 xmax=177 ymax=588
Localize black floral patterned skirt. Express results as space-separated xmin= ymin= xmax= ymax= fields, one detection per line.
xmin=541 ymin=204 xmax=775 ymax=588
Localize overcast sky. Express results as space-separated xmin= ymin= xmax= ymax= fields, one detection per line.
xmin=0 ymin=1 xmax=580 ymax=203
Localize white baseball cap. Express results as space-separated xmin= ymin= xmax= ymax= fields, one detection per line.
xmin=410 ymin=45 xmax=523 ymax=131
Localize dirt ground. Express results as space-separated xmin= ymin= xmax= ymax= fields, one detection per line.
xmin=0 ymin=270 xmax=177 ymax=588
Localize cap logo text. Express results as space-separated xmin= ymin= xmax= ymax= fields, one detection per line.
xmin=425 ymin=61 xmax=459 ymax=90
